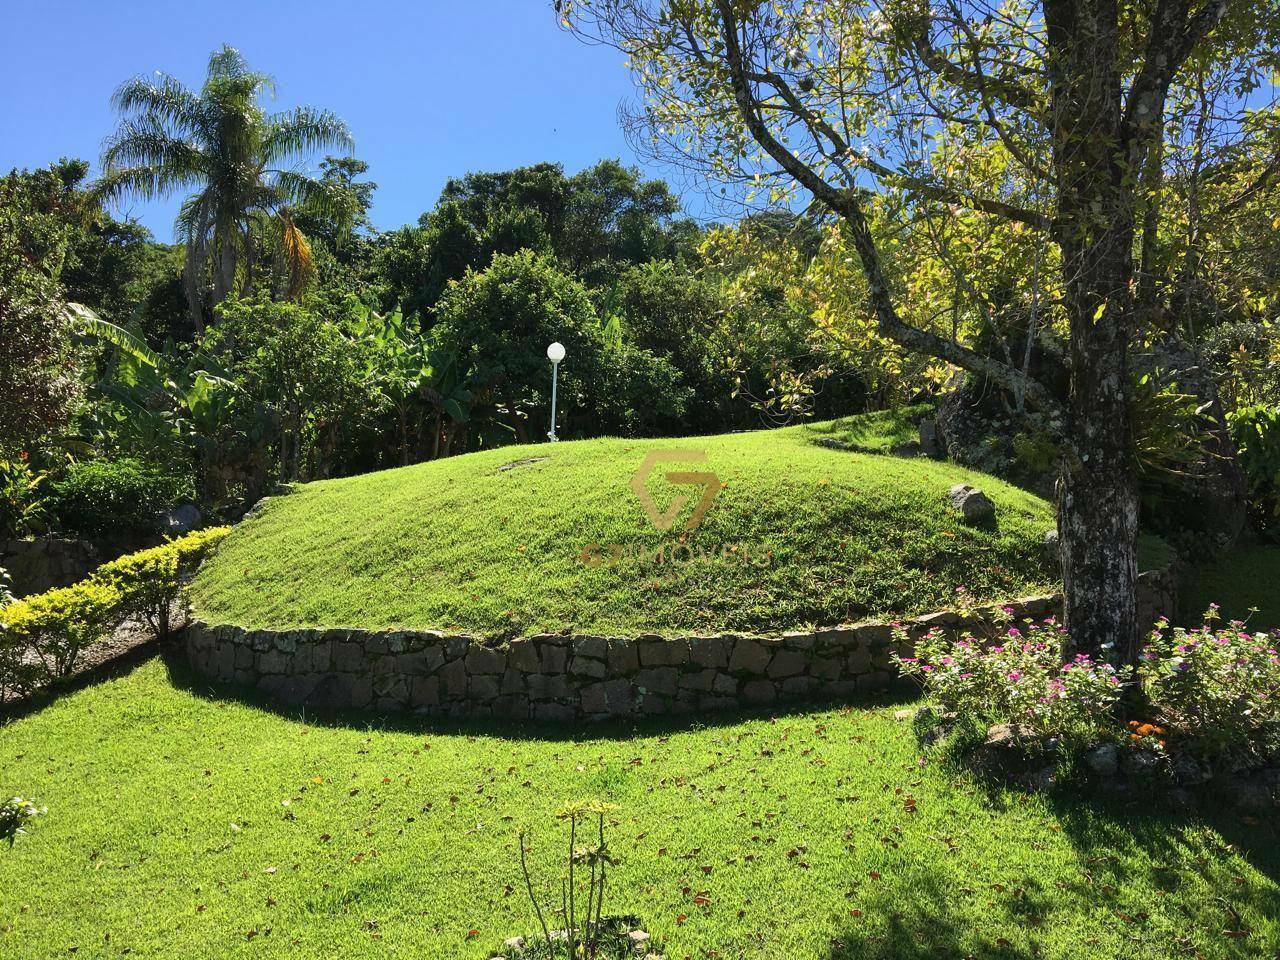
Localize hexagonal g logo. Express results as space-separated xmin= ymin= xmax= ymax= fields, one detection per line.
xmin=631 ymin=449 xmax=720 ymax=531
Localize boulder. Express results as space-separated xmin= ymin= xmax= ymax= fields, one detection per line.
xmin=161 ymin=502 xmax=203 ymax=534
xmin=946 ymin=484 xmax=995 ymax=523
xmin=1171 ymin=753 xmax=1209 ymax=786
xmin=1043 ymin=529 xmax=1061 ymax=569
xmin=1121 ymin=747 xmax=1161 ymax=779
xmin=918 ymin=418 xmax=942 ymax=458
xmin=1083 ymin=743 xmax=1119 ymax=778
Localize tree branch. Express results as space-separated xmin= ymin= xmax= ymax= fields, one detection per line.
xmin=713 ymin=0 xmax=1063 ymax=415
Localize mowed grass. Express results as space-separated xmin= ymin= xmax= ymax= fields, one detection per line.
xmin=191 ymin=416 xmax=1060 ymax=637
xmin=2 ymin=659 xmax=1279 ymax=959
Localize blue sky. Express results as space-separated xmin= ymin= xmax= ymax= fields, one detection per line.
xmin=0 ymin=0 xmax=696 ymax=240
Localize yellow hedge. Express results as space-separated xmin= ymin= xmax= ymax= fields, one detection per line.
xmin=0 ymin=526 xmax=230 ymax=694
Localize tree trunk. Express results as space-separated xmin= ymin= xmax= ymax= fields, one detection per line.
xmin=182 ymin=255 xmax=205 ymax=335
xmin=1048 ymin=0 xmax=1141 ymax=665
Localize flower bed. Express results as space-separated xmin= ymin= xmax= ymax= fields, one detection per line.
xmin=897 ymin=605 xmax=1280 ymax=804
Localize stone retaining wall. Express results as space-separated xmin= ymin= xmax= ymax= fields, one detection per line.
xmin=185 ymin=568 xmax=1177 ymax=721
xmin=1 ymin=538 xmax=101 ymax=598
xmin=185 ymin=596 xmax=1063 ymax=720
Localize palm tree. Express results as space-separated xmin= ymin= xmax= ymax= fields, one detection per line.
xmin=95 ymin=45 xmax=354 ymax=331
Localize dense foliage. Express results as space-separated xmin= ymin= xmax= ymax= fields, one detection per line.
xmin=1142 ymin=611 xmax=1280 ymax=761
xmin=1229 ymin=404 xmax=1280 ymax=536
xmin=0 ymin=164 xmax=87 ymax=458
xmin=47 ymin=458 xmax=192 ymax=539
xmin=899 ymin=609 xmax=1280 ymax=768
xmin=895 ymin=618 xmax=1128 ymax=749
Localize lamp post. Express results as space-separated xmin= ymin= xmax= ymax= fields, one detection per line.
xmin=546 ymin=341 xmax=565 ymax=441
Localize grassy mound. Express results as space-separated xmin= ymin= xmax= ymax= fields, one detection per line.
xmin=191 ymin=415 xmax=1063 ymax=637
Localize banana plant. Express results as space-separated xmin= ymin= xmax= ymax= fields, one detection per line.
xmin=355 ymin=307 xmax=476 ymax=460
xmin=70 ymin=305 xmax=262 ymax=502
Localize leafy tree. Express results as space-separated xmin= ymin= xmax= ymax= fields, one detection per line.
xmin=593 ymin=340 xmax=692 ymax=436
xmin=432 ymin=251 xmax=604 ymax=445
xmin=291 ymin=156 xmax=378 ymax=255
xmin=377 ymin=160 xmax=697 ymax=323
xmin=96 ymin=44 xmax=354 ymax=331
xmin=559 ymin=159 xmax=689 ymax=279
xmin=561 ymin=0 xmax=1277 ymax=662
xmin=372 ymin=203 xmax=483 ymax=321
xmin=611 ymin=260 xmax=728 ymax=427
xmin=0 ymin=163 xmax=86 ymax=456
xmin=207 ymin=296 xmax=382 ymax=482
xmin=345 ymin=308 xmax=476 ymax=464
xmin=695 ymin=223 xmax=873 ymax=424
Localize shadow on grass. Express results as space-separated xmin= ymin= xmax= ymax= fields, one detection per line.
xmin=801 ymin=405 xmax=932 ymax=454
xmin=157 ymin=646 xmax=918 ymax=743
xmin=1048 ymin=779 xmax=1280 ymax=900
xmin=822 ymin=870 xmax=1039 ymax=959
xmin=816 ymin=775 xmax=1280 ymax=959
xmin=0 ymin=636 xmax=163 ymax=725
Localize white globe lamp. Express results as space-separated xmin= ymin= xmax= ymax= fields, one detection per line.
xmin=546 ymin=342 xmax=565 ymax=441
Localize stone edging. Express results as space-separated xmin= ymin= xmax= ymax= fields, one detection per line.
xmin=184 ymin=595 xmax=1063 ymax=720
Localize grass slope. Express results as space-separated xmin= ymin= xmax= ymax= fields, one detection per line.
xmin=2 ymin=660 xmax=1277 ymax=959
xmin=191 ymin=416 xmax=1060 ymax=637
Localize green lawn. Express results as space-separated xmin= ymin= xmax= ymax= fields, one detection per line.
xmin=2 ymin=659 xmax=1278 ymax=959
xmin=191 ymin=416 xmax=1060 ymax=638
xmin=803 ymin=404 xmax=934 ymax=453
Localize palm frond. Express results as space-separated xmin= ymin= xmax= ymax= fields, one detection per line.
xmin=100 ymin=118 xmax=207 ymax=179
xmin=277 ymin=209 xmax=315 ymax=300
xmin=205 ymin=44 xmax=273 ymax=90
xmin=262 ymin=106 xmax=353 ymax=165
xmin=110 ymin=74 xmax=203 ymax=130
xmin=271 ymin=169 xmax=346 ymax=220
xmin=91 ymin=163 xmax=203 ymax=207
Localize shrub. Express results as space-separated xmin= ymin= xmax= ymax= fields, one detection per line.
xmin=0 ymin=564 xmax=41 ymax=705
xmin=47 ymin=458 xmax=193 ymax=539
xmin=0 ymin=796 xmax=45 ymax=848
xmin=0 ymin=527 xmax=229 ymax=700
xmin=0 ymin=580 xmax=121 ymax=679
xmin=0 ymin=457 xmax=50 ymax=539
xmin=91 ymin=526 xmax=230 ymax=638
xmin=894 ymin=619 xmax=1128 ymax=748
xmin=164 ymin=525 xmax=231 ymax=571
xmin=1140 ymin=611 xmax=1280 ymax=761
xmin=1229 ymin=404 xmax=1280 ymax=534
xmin=91 ymin=545 xmax=180 ymax=638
